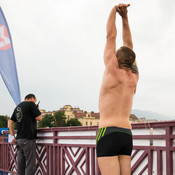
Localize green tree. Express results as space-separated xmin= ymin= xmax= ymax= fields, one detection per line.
xmin=38 ymin=114 xmax=54 ymax=128
xmin=0 ymin=115 xmax=8 ymax=128
xmin=37 ymin=111 xmax=82 ymax=128
xmin=53 ymin=111 xmax=66 ymax=127
xmin=66 ymin=118 xmax=82 ymax=127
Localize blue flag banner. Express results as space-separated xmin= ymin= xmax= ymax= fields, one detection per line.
xmin=0 ymin=7 xmax=21 ymax=105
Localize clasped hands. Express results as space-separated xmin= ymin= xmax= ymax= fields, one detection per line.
xmin=115 ymin=3 xmax=130 ymax=17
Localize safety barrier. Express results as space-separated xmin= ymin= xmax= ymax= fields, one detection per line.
xmin=132 ymin=121 xmax=175 ymax=175
xmin=0 ymin=121 xmax=175 ymax=175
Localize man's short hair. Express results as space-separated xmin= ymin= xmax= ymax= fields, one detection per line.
xmin=25 ymin=94 xmax=36 ymax=100
xmin=116 ymin=46 xmax=136 ymax=69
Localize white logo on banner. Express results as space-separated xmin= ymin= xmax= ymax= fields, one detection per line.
xmin=0 ymin=25 xmax=11 ymax=49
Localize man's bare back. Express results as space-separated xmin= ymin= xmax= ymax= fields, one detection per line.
xmin=99 ymin=55 xmax=138 ymax=129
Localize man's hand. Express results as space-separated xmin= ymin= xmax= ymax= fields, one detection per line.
xmin=116 ymin=4 xmax=130 ymax=18
xmin=11 ymin=138 xmax=16 ymax=143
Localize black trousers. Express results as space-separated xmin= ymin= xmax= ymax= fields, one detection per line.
xmin=16 ymin=139 xmax=36 ymax=175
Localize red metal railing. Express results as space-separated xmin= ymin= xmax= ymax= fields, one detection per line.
xmin=131 ymin=121 xmax=175 ymax=175
xmin=0 ymin=121 xmax=175 ymax=175
xmin=0 ymin=126 xmax=100 ymax=175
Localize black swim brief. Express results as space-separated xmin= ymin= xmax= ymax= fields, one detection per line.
xmin=96 ymin=126 xmax=133 ymax=157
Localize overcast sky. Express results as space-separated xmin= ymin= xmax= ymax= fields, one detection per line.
xmin=0 ymin=0 xmax=175 ymax=119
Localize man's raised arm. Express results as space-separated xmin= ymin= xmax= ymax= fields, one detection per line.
xmin=104 ymin=6 xmax=118 ymax=65
xmin=117 ymin=4 xmax=133 ymax=49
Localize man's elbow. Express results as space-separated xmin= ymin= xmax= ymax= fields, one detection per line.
xmin=106 ymin=33 xmax=116 ymax=40
xmin=36 ymin=115 xmax=42 ymax=121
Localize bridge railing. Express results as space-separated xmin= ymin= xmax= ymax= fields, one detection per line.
xmin=0 ymin=121 xmax=175 ymax=175
xmin=132 ymin=121 xmax=175 ymax=175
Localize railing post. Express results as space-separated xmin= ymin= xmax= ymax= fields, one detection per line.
xmin=53 ymin=130 xmax=57 ymax=175
xmin=166 ymin=126 xmax=173 ymax=175
xmin=157 ymin=149 xmax=162 ymax=175
xmin=148 ymin=150 xmax=153 ymax=175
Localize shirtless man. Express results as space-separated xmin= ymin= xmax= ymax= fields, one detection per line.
xmin=96 ymin=4 xmax=139 ymax=175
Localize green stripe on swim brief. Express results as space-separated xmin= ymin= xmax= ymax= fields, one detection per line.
xmin=96 ymin=128 xmax=101 ymax=143
xmin=97 ymin=127 xmax=106 ymax=142
xmin=102 ymin=127 xmax=106 ymax=137
xmin=96 ymin=128 xmax=101 ymax=139
xmin=98 ymin=128 xmax=104 ymax=141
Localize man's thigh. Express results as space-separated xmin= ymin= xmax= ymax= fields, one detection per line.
xmin=119 ymin=155 xmax=131 ymax=175
xmin=23 ymin=140 xmax=36 ymax=166
xmin=22 ymin=140 xmax=36 ymax=175
xmin=16 ymin=140 xmax=25 ymax=175
xmin=97 ymin=156 xmax=120 ymax=175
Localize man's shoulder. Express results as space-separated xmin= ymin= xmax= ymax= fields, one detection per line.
xmin=105 ymin=59 xmax=119 ymax=74
xmin=14 ymin=101 xmax=24 ymax=109
xmin=17 ymin=101 xmax=36 ymax=109
xmin=104 ymin=52 xmax=118 ymax=68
